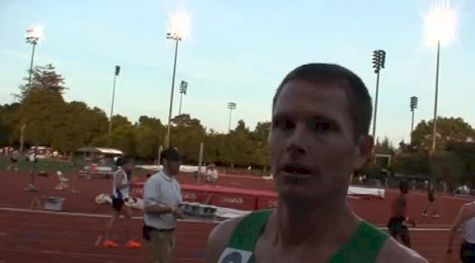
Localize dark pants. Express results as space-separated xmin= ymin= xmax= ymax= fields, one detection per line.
xmin=461 ymin=241 xmax=475 ymax=263
xmin=387 ymin=217 xmax=411 ymax=247
xmin=112 ymin=197 xmax=124 ymax=212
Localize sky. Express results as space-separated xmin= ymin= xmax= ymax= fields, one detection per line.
xmin=0 ymin=0 xmax=474 ymax=145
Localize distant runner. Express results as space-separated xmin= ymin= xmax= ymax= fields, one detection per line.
xmin=102 ymin=157 xmax=142 ymax=249
xmin=422 ymin=182 xmax=440 ymax=218
xmin=387 ymin=181 xmax=416 ymax=248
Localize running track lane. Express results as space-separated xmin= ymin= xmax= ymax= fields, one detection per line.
xmin=0 ymin=209 xmax=462 ymax=262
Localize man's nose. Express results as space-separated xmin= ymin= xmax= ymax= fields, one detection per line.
xmin=286 ymin=124 xmax=307 ymax=156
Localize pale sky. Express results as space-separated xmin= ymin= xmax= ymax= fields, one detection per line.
xmin=0 ymin=0 xmax=474 ymax=145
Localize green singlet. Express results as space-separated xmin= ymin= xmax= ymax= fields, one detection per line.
xmin=217 ymin=210 xmax=389 ymax=263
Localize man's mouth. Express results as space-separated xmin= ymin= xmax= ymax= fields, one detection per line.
xmin=280 ymin=163 xmax=312 ymax=184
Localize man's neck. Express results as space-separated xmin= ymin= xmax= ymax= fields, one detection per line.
xmin=270 ymin=196 xmax=360 ymax=247
xmin=162 ymin=168 xmax=174 ymax=178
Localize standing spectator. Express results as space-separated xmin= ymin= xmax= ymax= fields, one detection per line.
xmin=206 ymin=163 xmax=219 ymax=183
xmin=143 ymin=148 xmax=184 ymax=263
xmin=25 ymin=148 xmax=39 ymax=192
xmin=7 ymin=149 xmax=20 ymax=171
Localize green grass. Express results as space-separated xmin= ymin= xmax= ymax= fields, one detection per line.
xmin=0 ymin=156 xmax=80 ymax=173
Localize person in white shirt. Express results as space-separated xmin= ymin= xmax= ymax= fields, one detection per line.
xmin=206 ymin=163 xmax=219 ymax=183
xmin=102 ymin=157 xmax=142 ymax=249
xmin=143 ymin=148 xmax=184 ymax=263
xmin=7 ymin=149 xmax=19 ymax=171
xmin=25 ymin=148 xmax=39 ymax=192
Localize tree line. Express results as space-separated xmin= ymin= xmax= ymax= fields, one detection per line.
xmin=1 ymin=64 xmax=474 ymax=186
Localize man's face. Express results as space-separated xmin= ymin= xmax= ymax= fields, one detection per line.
xmin=165 ymin=159 xmax=181 ymax=176
xmin=123 ymin=161 xmax=134 ymax=173
xmin=270 ymin=80 xmax=372 ymax=201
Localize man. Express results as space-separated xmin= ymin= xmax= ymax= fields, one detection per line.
xmin=422 ymin=182 xmax=440 ymax=218
xmin=143 ymin=148 xmax=184 ymax=263
xmin=387 ymin=181 xmax=416 ymax=248
xmin=7 ymin=148 xmax=19 ymax=171
xmin=207 ymin=64 xmax=426 ymax=262
xmin=447 ymin=201 xmax=475 ymax=262
xmin=206 ymin=163 xmax=219 ymax=183
xmin=102 ymin=157 xmax=142 ymax=248
xmin=25 ymin=148 xmax=39 ymax=192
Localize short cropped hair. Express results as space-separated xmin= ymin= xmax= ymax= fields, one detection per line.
xmin=272 ymin=63 xmax=373 ymax=139
xmin=161 ymin=147 xmax=182 ymax=162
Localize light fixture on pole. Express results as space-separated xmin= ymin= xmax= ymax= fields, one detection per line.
xmin=22 ymin=26 xmax=44 ymax=153
xmin=424 ymin=0 xmax=457 ymax=153
xmin=108 ymin=65 xmax=120 ymax=135
xmin=410 ymin=96 xmax=418 ymax=144
xmin=178 ymin=80 xmax=188 ymax=115
xmin=227 ymin=102 xmax=237 ymax=133
xmin=164 ymin=10 xmax=191 ymax=149
xmin=371 ymin=49 xmax=386 ymax=142
xmin=25 ymin=26 xmax=43 ymax=89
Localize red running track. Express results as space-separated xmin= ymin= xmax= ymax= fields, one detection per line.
xmin=0 ymin=170 xmax=472 ymax=262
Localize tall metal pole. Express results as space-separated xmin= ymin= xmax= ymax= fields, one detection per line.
xmin=431 ymin=40 xmax=441 ymax=153
xmin=228 ymin=108 xmax=233 ymax=133
xmin=21 ymin=42 xmax=37 ymax=153
xmin=371 ymin=71 xmax=381 ymax=140
xmin=27 ymin=43 xmax=36 ymax=90
xmin=178 ymin=92 xmax=184 ymax=116
xmin=165 ymin=39 xmax=179 ymax=149
xmin=197 ymin=142 xmax=204 ymax=184
xmin=411 ymin=110 xmax=415 ymax=144
xmin=108 ymin=74 xmax=117 ymax=135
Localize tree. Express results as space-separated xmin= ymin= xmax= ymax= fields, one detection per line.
xmin=412 ymin=117 xmax=475 ymax=151
xmin=18 ymin=64 xmax=67 ymax=100
xmin=134 ymin=116 xmax=165 ymax=160
xmin=16 ymin=64 xmax=68 ymax=147
xmin=170 ymin=114 xmax=206 ymax=163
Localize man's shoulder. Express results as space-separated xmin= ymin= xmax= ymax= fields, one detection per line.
xmin=377 ymin=237 xmax=428 ymax=263
xmin=207 ymin=216 xmax=247 ymax=262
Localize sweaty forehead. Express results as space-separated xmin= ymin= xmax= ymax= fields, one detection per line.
xmin=273 ymin=80 xmax=350 ymax=120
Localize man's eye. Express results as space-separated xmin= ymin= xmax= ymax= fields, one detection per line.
xmin=310 ymin=120 xmax=332 ymax=132
xmin=284 ymin=119 xmax=294 ymax=130
xmin=273 ymin=118 xmax=294 ymax=130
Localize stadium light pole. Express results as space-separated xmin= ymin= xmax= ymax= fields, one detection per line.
xmin=410 ymin=96 xmax=418 ymax=144
xmin=178 ymin=80 xmax=188 ymax=115
xmin=22 ymin=26 xmax=43 ymax=153
xmin=371 ymin=49 xmax=386 ymax=143
xmin=108 ymin=65 xmax=120 ymax=135
xmin=227 ymin=102 xmax=237 ymax=133
xmin=424 ymin=0 xmax=457 ymax=153
xmin=164 ymin=10 xmax=191 ymax=149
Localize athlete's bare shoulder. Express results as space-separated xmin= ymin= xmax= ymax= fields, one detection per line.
xmin=377 ymin=237 xmax=428 ymax=263
xmin=206 ymin=216 xmax=246 ymax=263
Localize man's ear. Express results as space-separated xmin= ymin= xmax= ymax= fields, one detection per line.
xmin=354 ymin=135 xmax=374 ymax=169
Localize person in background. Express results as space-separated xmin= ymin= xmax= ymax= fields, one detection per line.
xmin=206 ymin=163 xmax=219 ymax=183
xmin=25 ymin=148 xmax=39 ymax=192
xmin=143 ymin=148 xmax=184 ymax=263
xmin=422 ymin=182 xmax=440 ymax=218
xmin=387 ymin=181 xmax=416 ymax=248
xmin=102 ymin=157 xmax=142 ymax=249
xmin=447 ymin=201 xmax=475 ymax=262
xmin=7 ymin=148 xmax=19 ymax=171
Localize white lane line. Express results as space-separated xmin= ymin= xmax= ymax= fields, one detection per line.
xmin=0 ymin=207 xmax=452 ymax=230
xmin=0 ymin=207 xmax=219 ymax=224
